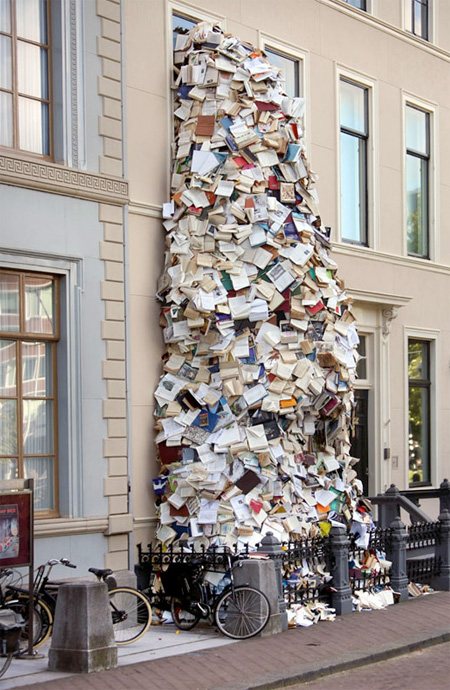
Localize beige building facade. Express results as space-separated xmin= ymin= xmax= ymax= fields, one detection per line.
xmin=124 ymin=0 xmax=450 ymax=551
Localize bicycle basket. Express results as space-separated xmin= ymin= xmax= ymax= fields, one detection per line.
xmin=159 ymin=563 xmax=197 ymax=597
xmin=0 ymin=610 xmax=24 ymax=655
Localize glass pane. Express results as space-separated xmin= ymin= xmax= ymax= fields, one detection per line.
xmin=22 ymin=341 xmax=52 ymax=397
xmin=0 ymin=458 xmax=18 ymax=480
xmin=265 ymin=49 xmax=299 ymax=97
xmin=24 ymin=456 xmax=54 ymax=511
xmin=408 ymin=340 xmax=429 ymax=380
xmin=172 ymin=13 xmax=196 ymax=49
xmin=340 ymin=80 xmax=367 ymax=134
xmin=0 ymin=91 xmax=13 ymax=147
xmin=408 ymin=386 xmax=430 ymax=485
xmin=23 ymin=399 xmax=53 ymax=454
xmin=0 ymin=339 xmax=16 ymax=396
xmin=0 ymin=0 xmax=11 ymax=33
xmin=341 ymin=131 xmax=367 ymax=243
xmin=18 ymin=97 xmax=49 ymax=154
xmin=0 ymin=34 xmax=12 ymax=89
xmin=0 ymin=273 xmax=20 ymax=332
xmin=406 ymin=154 xmax=428 ymax=257
xmin=16 ymin=0 xmax=47 ymax=43
xmin=406 ymin=106 xmax=428 ymax=155
xmin=0 ymin=399 xmax=17 ymax=454
xmin=24 ymin=276 xmax=54 ymax=333
xmin=344 ymin=0 xmax=366 ymax=8
xmin=356 ymin=335 xmax=367 ymax=379
xmin=17 ymin=42 xmax=48 ymax=98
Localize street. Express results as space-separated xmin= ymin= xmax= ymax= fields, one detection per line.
xmin=287 ymin=642 xmax=450 ymax=690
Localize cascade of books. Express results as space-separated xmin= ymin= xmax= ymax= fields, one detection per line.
xmin=153 ymin=22 xmax=371 ymax=552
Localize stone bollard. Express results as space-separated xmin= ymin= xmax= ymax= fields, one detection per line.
xmin=233 ymin=558 xmax=282 ymax=636
xmin=48 ymin=581 xmax=117 ymax=673
xmin=329 ymin=526 xmax=352 ymax=615
xmin=387 ymin=516 xmax=409 ymax=601
xmin=431 ymin=509 xmax=450 ymax=591
xmin=258 ymin=532 xmax=288 ymax=630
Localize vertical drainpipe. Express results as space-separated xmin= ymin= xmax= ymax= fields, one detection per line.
xmin=119 ymin=0 xmax=133 ymax=573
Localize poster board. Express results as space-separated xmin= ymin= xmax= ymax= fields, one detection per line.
xmin=0 ymin=491 xmax=32 ymax=567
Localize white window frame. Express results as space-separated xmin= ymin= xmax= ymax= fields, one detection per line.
xmin=401 ymin=0 xmax=436 ymax=43
xmin=404 ymin=327 xmax=439 ymax=488
xmin=258 ymin=34 xmax=310 ymax=154
xmin=353 ymin=330 xmax=378 ymax=496
xmin=402 ymin=92 xmax=438 ymax=262
xmin=336 ymin=66 xmax=378 ymax=250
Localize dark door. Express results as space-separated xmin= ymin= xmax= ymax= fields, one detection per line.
xmin=350 ymin=389 xmax=369 ymax=495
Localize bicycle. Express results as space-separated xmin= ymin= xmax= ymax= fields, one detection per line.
xmin=162 ymin=551 xmax=271 ymax=640
xmin=0 ymin=609 xmax=25 ymax=678
xmin=0 ymin=568 xmax=53 ymax=652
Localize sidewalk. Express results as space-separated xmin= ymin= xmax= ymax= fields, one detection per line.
xmin=4 ymin=591 xmax=450 ymax=690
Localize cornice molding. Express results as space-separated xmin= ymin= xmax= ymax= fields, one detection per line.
xmin=332 ymin=243 xmax=450 ymax=276
xmin=0 ymin=153 xmax=129 ymax=205
xmin=35 ymin=516 xmax=109 ymax=538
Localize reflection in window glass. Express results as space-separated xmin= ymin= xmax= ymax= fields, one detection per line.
xmin=0 ymin=339 xmax=16 ymax=396
xmin=343 ymin=0 xmax=366 ymax=8
xmin=0 ymin=273 xmax=20 ymax=332
xmin=172 ymin=13 xmax=196 ymax=49
xmin=406 ymin=105 xmax=429 ymax=258
xmin=25 ymin=276 xmax=54 ymax=334
xmin=0 ymin=458 xmax=18 ymax=480
xmin=22 ymin=341 xmax=52 ymax=396
xmin=408 ymin=339 xmax=431 ymax=486
xmin=265 ymin=48 xmax=300 ymax=98
xmin=356 ymin=335 xmax=367 ymax=379
xmin=24 ymin=456 xmax=54 ymax=511
xmin=0 ymin=399 xmax=18 ymax=455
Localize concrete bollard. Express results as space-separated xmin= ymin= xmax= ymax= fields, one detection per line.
xmin=48 ymin=581 xmax=117 ymax=673
xmin=387 ymin=517 xmax=409 ymax=601
xmin=431 ymin=509 xmax=450 ymax=591
xmin=329 ymin=526 xmax=353 ymax=615
xmin=234 ymin=559 xmax=282 ymax=636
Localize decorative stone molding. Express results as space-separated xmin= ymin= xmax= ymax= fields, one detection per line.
xmin=382 ymin=307 xmax=399 ymax=340
xmin=0 ymin=153 xmax=129 ymax=205
xmin=35 ymin=516 xmax=109 ymax=538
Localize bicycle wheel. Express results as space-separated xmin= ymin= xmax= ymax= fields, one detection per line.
xmin=214 ymin=586 xmax=270 ymax=640
xmin=170 ymin=587 xmax=202 ymax=631
xmin=108 ymin=587 xmax=151 ymax=645
xmin=0 ymin=653 xmax=13 ymax=679
xmin=4 ymin=596 xmax=53 ymax=650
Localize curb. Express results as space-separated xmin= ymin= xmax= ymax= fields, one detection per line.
xmin=215 ymin=630 xmax=450 ymax=690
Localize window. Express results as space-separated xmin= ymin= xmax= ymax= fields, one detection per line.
xmin=342 ymin=0 xmax=366 ymax=9
xmin=408 ymin=340 xmax=431 ymax=486
xmin=0 ymin=270 xmax=59 ymax=514
xmin=340 ymin=79 xmax=369 ymax=245
xmin=0 ymin=0 xmax=51 ymax=155
xmin=406 ymin=105 xmax=430 ymax=258
xmin=264 ymin=48 xmax=300 ymax=98
xmin=405 ymin=0 xmax=429 ymax=40
xmin=172 ymin=12 xmax=196 ymax=49
xmin=356 ymin=334 xmax=367 ymax=379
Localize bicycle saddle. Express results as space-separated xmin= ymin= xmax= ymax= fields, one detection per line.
xmin=88 ymin=568 xmax=114 ymax=579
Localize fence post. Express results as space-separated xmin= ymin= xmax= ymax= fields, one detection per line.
xmin=378 ymin=484 xmax=401 ymax=528
xmin=439 ymin=479 xmax=450 ymax=515
xmin=387 ymin=517 xmax=409 ymax=601
xmin=329 ymin=527 xmax=352 ymax=615
xmin=258 ymin=533 xmax=288 ymax=630
xmin=431 ymin=509 xmax=450 ymax=591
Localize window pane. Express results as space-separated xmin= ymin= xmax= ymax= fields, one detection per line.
xmin=18 ymin=96 xmax=49 ymax=154
xmin=0 ymin=339 xmax=16 ymax=397
xmin=408 ymin=340 xmax=429 ymax=379
xmin=22 ymin=341 xmax=52 ymax=397
xmin=24 ymin=276 xmax=54 ymax=333
xmin=23 ymin=399 xmax=53 ymax=454
xmin=0 ymin=399 xmax=17 ymax=454
xmin=406 ymin=154 xmax=428 ymax=257
xmin=16 ymin=0 xmax=47 ymax=43
xmin=340 ymin=80 xmax=367 ymax=134
xmin=0 ymin=273 xmax=20 ymax=332
xmin=406 ymin=106 xmax=428 ymax=155
xmin=172 ymin=13 xmax=196 ymax=49
xmin=0 ymin=34 xmax=12 ymax=89
xmin=0 ymin=91 xmax=13 ymax=147
xmin=265 ymin=49 xmax=299 ymax=97
xmin=24 ymin=456 xmax=54 ymax=511
xmin=408 ymin=386 xmax=429 ymax=484
xmin=0 ymin=458 xmax=18 ymax=480
xmin=341 ymin=131 xmax=366 ymax=243
xmin=17 ymin=42 xmax=49 ymax=99
xmin=356 ymin=335 xmax=367 ymax=379
xmin=344 ymin=0 xmax=366 ymax=8
xmin=0 ymin=0 xmax=11 ymax=33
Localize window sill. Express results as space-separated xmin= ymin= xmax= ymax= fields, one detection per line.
xmin=0 ymin=150 xmax=129 ymax=205
xmin=34 ymin=516 xmax=109 ymax=538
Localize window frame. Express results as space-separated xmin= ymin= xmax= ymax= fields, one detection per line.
xmin=404 ymin=0 xmax=429 ymax=41
xmin=339 ymin=76 xmax=370 ymax=247
xmin=342 ymin=0 xmax=367 ymax=10
xmin=0 ymin=268 xmax=60 ymax=517
xmin=407 ymin=338 xmax=431 ymax=487
xmin=0 ymin=0 xmax=53 ymax=158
